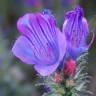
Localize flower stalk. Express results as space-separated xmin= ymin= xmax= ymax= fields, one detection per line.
xmin=37 ymin=52 xmax=92 ymax=96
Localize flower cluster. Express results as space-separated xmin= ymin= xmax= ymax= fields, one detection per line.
xmin=12 ymin=6 xmax=94 ymax=77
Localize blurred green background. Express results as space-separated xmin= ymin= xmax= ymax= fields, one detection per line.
xmin=0 ymin=0 xmax=96 ymax=96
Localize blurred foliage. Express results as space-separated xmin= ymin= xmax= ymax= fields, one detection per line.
xmin=0 ymin=31 xmax=40 ymax=96
xmin=0 ymin=0 xmax=96 ymax=96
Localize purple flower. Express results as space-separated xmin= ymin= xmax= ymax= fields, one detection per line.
xmin=63 ymin=6 xmax=94 ymax=60
xmin=12 ymin=10 xmax=66 ymax=76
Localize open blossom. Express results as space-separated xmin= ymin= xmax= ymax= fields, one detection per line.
xmin=63 ymin=6 xmax=94 ymax=60
xmin=12 ymin=10 xmax=66 ymax=76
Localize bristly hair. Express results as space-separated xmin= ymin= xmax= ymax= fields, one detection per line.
xmin=35 ymin=52 xmax=93 ymax=96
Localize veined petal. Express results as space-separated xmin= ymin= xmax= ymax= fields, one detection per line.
xmin=63 ymin=6 xmax=92 ymax=59
xmin=34 ymin=62 xmax=60 ymax=76
xmin=12 ymin=36 xmax=36 ymax=64
xmin=12 ymin=10 xmax=67 ymax=76
xmin=63 ymin=6 xmax=89 ymax=47
xmin=57 ymin=28 xmax=66 ymax=61
xmin=16 ymin=12 xmax=59 ymax=66
xmin=34 ymin=28 xmax=66 ymax=76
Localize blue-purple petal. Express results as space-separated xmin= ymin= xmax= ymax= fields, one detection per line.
xmin=34 ymin=28 xmax=66 ymax=76
xmin=12 ymin=36 xmax=36 ymax=64
xmin=67 ymin=43 xmax=88 ymax=60
xmin=63 ymin=6 xmax=92 ymax=59
xmin=12 ymin=11 xmax=67 ymax=76
xmin=17 ymin=13 xmax=59 ymax=65
xmin=34 ymin=62 xmax=60 ymax=76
